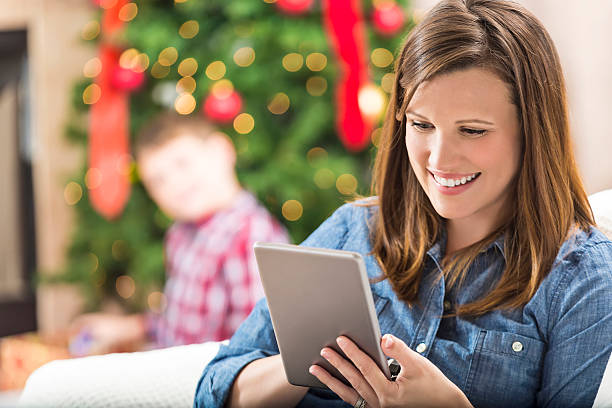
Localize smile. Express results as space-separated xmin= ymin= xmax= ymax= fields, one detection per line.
xmin=432 ymin=172 xmax=481 ymax=188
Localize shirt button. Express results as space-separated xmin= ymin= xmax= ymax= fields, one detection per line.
xmin=416 ymin=343 xmax=427 ymax=353
xmin=512 ymin=341 xmax=523 ymax=352
xmin=443 ymin=300 xmax=452 ymax=312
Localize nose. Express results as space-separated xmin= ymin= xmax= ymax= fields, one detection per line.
xmin=427 ymin=129 xmax=459 ymax=170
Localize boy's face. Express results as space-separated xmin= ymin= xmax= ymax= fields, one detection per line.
xmin=138 ymin=133 xmax=235 ymax=222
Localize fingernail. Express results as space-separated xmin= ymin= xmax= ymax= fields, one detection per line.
xmin=309 ymin=365 xmax=316 ymax=374
xmin=383 ymin=334 xmax=394 ymax=348
xmin=320 ymin=348 xmax=330 ymax=358
xmin=336 ymin=337 xmax=346 ymax=347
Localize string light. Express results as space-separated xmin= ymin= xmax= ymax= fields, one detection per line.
xmin=233 ymin=113 xmax=255 ymax=134
xmin=83 ymin=57 xmax=102 ymax=78
xmin=306 ymin=147 xmax=328 ymax=164
xmin=306 ymin=76 xmax=327 ymax=96
xmin=233 ymin=47 xmax=256 ymax=67
xmin=118 ymin=2 xmax=138 ymax=22
xmin=282 ymin=53 xmax=303 ymax=72
xmin=371 ymin=127 xmax=383 ymax=147
xmin=205 ymin=61 xmax=226 ymax=80
xmin=178 ymin=58 xmax=198 ymax=77
xmin=371 ymin=48 xmax=394 ymax=68
xmin=267 ymin=92 xmax=290 ymax=115
xmin=85 ymin=167 xmax=103 ymax=189
xmin=81 ymin=21 xmax=100 ymax=41
xmin=82 ymin=84 xmax=101 ymax=105
xmin=179 ymin=20 xmax=199 ymax=39
xmin=314 ymin=168 xmax=335 ymax=189
xmin=151 ymin=62 xmax=170 ymax=78
xmin=282 ymin=200 xmax=303 ymax=221
xmin=305 ymin=53 xmax=327 ymax=71
xmin=211 ymin=79 xmax=234 ymax=97
xmin=381 ymin=73 xmax=395 ymax=93
xmin=174 ymin=93 xmax=196 ymax=115
xmin=336 ymin=174 xmax=358 ymax=195
xmin=177 ymin=76 xmax=196 ymax=94
xmin=119 ymin=48 xmax=139 ymax=69
xmin=358 ymin=84 xmax=387 ymax=121
xmin=116 ymin=275 xmax=136 ymax=299
xmin=64 ymin=182 xmax=83 ymax=205
xmin=147 ymin=291 xmax=167 ymax=314
xmin=158 ymin=47 xmax=178 ymax=66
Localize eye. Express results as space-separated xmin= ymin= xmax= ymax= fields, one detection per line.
xmin=461 ymin=127 xmax=486 ymax=136
xmin=410 ymin=120 xmax=433 ymax=131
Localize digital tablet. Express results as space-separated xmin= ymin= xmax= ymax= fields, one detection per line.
xmin=253 ymin=242 xmax=392 ymax=389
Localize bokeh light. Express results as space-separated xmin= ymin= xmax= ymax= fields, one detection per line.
xmin=158 ymin=47 xmax=178 ymax=66
xmin=174 ymin=93 xmax=196 ymax=115
xmin=306 ymin=76 xmax=327 ymax=96
xmin=85 ymin=167 xmax=103 ymax=189
xmin=371 ymin=127 xmax=383 ymax=147
xmin=178 ymin=58 xmax=198 ymax=77
xmin=306 ymin=53 xmax=327 ymax=71
xmin=83 ymin=57 xmax=102 ymax=78
xmin=176 ymin=76 xmax=196 ymax=94
xmin=282 ymin=200 xmax=303 ymax=221
xmin=81 ymin=21 xmax=100 ymax=41
xmin=87 ymin=253 xmax=99 ymax=274
xmin=381 ymin=72 xmax=395 ymax=93
xmin=211 ymin=79 xmax=234 ymax=98
xmin=64 ymin=182 xmax=83 ymax=206
xmin=314 ymin=168 xmax=335 ymax=189
xmin=151 ymin=62 xmax=170 ymax=79
xmin=147 ymin=291 xmax=167 ymax=314
xmin=233 ymin=113 xmax=255 ymax=134
xmin=116 ymin=275 xmax=136 ymax=299
xmin=371 ymin=48 xmax=394 ymax=68
xmin=282 ymin=53 xmax=304 ymax=72
xmin=179 ymin=20 xmax=199 ymax=39
xmin=358 ymin=84 xmax=387 ymax=120
xmin=112 ymin=240 xmax=129 ymax=261
xmin=306 ymin=147 xmax=328 ymax=164
xmin=82 ymin=84 xmax=101 ymax=105
xmin=205 ymin=61 xmax=226 ymax=80
xmin=233 ymin=47 xmax=256 ymax=67
xmin=267 ymin=92 xmax=290 ymax=115
xmin=336 ymin=173 xmax=358 ymax=195
xmin=118 ymin=2 xmax=138 ymax=22
xmin=119 ymin=48 xmax=139 ymax=69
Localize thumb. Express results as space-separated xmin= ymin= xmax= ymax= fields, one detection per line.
xmin=381 ymin=334 xmax=421 ymax=370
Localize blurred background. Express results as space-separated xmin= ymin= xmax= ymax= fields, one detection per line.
xmin=0 ymin=0 xmax=611 ymax=398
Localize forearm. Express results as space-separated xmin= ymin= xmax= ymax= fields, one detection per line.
xmin=227 ymin=354 xmax=308 ymax=408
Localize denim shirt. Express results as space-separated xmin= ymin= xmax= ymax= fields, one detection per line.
xmin=194 ymin=202 xmax=612 ymax=408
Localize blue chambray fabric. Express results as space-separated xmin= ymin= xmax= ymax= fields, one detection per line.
xmin=194 ymin=201 xmax=612 ymax=408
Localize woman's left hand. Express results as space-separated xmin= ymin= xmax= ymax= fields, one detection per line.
xmin=309 ymin=334 xmax=473 ymax=408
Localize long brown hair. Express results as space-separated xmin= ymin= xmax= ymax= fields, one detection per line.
xmin=366 ymin=0 xmax=594 ymax=316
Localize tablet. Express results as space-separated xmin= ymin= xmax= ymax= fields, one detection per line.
xmin=253 ymin=242 xmax=392 ymax=389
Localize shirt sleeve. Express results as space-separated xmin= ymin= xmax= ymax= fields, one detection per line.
xmin=538 ymin=240 xmax=612 ymax=407
xmin=193 ymin=203 xmax=354 ymax=408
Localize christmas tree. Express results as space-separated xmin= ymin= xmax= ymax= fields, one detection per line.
xmin=57 ymin=0 xmax=412 ymax=312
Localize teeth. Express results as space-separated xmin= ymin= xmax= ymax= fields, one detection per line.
xmin=433 ymin=172 xmax=478 ymax=188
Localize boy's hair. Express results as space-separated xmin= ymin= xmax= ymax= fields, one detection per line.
xmin=134 ymin=112 xmax=217 ymax=158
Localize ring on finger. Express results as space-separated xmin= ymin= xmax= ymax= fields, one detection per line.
xmin=354 ymin=396 xmax=367 ymax=408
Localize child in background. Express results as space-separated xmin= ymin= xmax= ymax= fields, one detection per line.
xmin=71 ymin=112 xmax=289 ymax=351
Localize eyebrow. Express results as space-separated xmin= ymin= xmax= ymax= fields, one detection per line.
xmin=406 ymin=110 xmax=495 ymax=126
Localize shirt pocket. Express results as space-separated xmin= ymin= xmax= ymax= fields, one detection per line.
xmin=373 ymin=293 xmax=390 ymax=317
xmin=466 ymin=330 xmax=546 ymax=408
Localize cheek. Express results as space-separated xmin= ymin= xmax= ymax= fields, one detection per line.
xmin=405 ymin=133 xmax=429 ymax=174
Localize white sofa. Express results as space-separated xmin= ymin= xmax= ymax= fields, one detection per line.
xmin=18 ymin=190 xmax=612 ymax=407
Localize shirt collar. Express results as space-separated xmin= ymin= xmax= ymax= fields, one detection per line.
xmin=426 ymin=228 xmax=507 ymax=264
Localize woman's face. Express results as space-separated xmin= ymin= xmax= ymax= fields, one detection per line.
xmin=405 ymin=67 xmax=521 ymax=227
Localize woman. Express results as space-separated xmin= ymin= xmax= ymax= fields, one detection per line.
xmin=195 ymin=0 xmax=612 ymax=407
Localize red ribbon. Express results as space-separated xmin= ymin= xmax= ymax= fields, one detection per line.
xmin=322 ymin=0 xmax=372 ymax=152
xmin=88 ymin=0 xmax=131 ymax=219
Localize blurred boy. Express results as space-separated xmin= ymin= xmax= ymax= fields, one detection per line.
xmin=72 ymin=112 xmax=289 ymax=350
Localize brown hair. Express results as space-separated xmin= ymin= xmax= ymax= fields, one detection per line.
xmin=134 ymin=112 xmax=217 ymax=158
xmin=366 ymin=0 xmax=594 ymax=316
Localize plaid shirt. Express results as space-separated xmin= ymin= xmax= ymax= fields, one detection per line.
xmin=151 ymin=190 xmax=289 ymax=347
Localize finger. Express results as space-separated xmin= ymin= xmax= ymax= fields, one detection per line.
xmin=320 ymin=347 xmax=378 ymax=404
xmin=309 ymin=364 xmax=360 ymax=405
xmin=336 ymin=336 xmax=390 ymax=394
xmin=381 ymin=334 xmax=422 ymax=377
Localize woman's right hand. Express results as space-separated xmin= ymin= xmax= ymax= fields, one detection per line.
xmin=228 ymin=354 xmax=308 ymax=408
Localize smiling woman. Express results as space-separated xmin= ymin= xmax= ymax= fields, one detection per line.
xmin=195 ymin=1 xmax=612 ymax=407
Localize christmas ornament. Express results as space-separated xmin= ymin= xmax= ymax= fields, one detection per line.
xmin=322 ymin=0 xmax=372 ymax=152
xmin=276 ymin=0 xmax=315 ymax=16
xmin=372 ymin=2 xmax=405 ymax=36
xmin=111 ymin=65 xmax=145 ymax=91
xmin=202 ymin=89 xmax=243 ymax=123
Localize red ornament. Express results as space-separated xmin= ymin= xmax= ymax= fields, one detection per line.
xmin=202 ymin=90 xmax=243 ymax=123
xmin=110 ymin=65 xmax=146 ymax=92
xmin=276 ymin=0 xmax=315 ymax=15
xmin=372 ymin=2 xmax=405 ymax=37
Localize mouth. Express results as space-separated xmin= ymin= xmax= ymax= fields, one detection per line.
xmin=430 ymin=171 xmax=482 ymax=188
